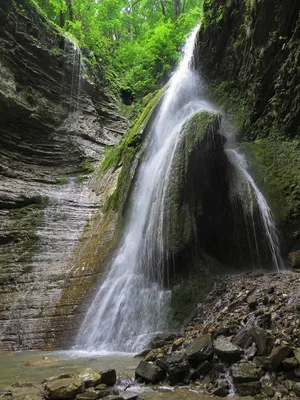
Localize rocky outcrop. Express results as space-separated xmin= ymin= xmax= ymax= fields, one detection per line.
xmin=0 ymin=0 xmax=128 ymax=350
xmin=162 ymin=110 xmax=281 ymax=325
xmin=195 ymin=0 xmax=300 ymax=252
xmin=135 ymin=271 xmax=300 ymax=398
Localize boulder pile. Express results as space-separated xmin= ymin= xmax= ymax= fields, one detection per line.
xmin=135 ymin=271 xmax=300 ymax=398
xmin=0 ymin=368 xmax=141 ymax=400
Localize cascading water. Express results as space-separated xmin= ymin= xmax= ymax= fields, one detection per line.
xmin=76 ymin=25 xmax=215 ymax=353
xmin=76 ymin=25 xmax=282 ymax=353
xmin=225 ymin=147 xmax=283 ymax=271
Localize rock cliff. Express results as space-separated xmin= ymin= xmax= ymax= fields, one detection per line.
xmin=195 ymin=0 xmax=300 ymax=253
xmin=0 ymin=0 xmax=128 ymax=350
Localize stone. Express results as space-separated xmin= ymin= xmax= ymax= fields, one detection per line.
xmin=104 ymin=397 xmax=124 ymax=400
xmin=75 ymin=393 xmax=99 ymax=400
xmin=294 ymin=382 xmax=300 ymax=396
xmin=293 ymin=366 xmax=300 ymax=378
xmin=235 ymin=381 xmax=261 ymax=396
xmin=250 ymin=327 xmax=274 ymax=356
xmin=213 ymin=336 xmax=243 ymax=361
xmin=45 ymin=376 xmax=84 ymax=399
xmin=285 ymin=380 xmax=294 ymax=391
xmin=134 ymin=348 xmax=151 ymax=358
xmin=231 ymin=362 xmax=261 ymax=382
xmin=171 ymin=337 xmax=185 ymax=351
xmin=25 ymin=357 xmax=57 ymax=367
xmin=135 ymin=360 xmax=164 ymax=384
xmin=247 ymin=296 xmax=258 ymax=309
xmin=282 ymin=357 xmax=299 ymax=370
xmin=269 ymin=345 xmax=292 ymax=369
xmin=100 ymin=370 xmax=116 ymax=386
xmin=149 ymin=333 xmax=177 ymax=349
xmin=79 ymin=368 xmax=101 ymax=387
xmin=289 ymin=251 xmax=300 ymax=270
xmin=261 ymin=383 xmax=275 ymax=397
xmin=232 ymin=324 xmax=254 ymax=349
xmin=161 ymin=352 xmax=189 ymax=384
xmin=294 ymin=348 xmax=300 ymax=364
xmin=211 ymin=379 xmax=229 ymax=397
xmin=186 ymin=334 xmax=213 ymax=361
xmin=191 ymin=360 xmax=213 ymax=380
xmin=95 ymin=388 xmax=119 ymax=398
xmin=253 ymin=356 xmax=271 ymax=371
xmin=144 ymin=349 xmax=160 ymax=362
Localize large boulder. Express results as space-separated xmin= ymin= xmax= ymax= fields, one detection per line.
xmin=231 ymin=362 xmax=261 ymax=382
xmin=214 ymin=336 xmax=243 ymax=361
xmin=269 ymin=345 xmax=292 ymax=369
xmin=45 ymin=375 xmax=84 ymax=399
xmin=149 ymin=333 xmax=177 ymax=349
xmin=186 ymin=334 xmax=214 ymax=362
xmin=79 ymin=369 xmax=101 ymax=388
xmin=99 ymin=370 xmax=116 ymax=387
xmin=135 ymin=360 xmax=164 ymax=384
xmin=161 ymin=352 xmax=190 ymax=385
xmin=250 ymin=327 xmax=274 ymax=356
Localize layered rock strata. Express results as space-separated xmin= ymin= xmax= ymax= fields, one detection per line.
xmin=0 ymin=0 xmax=127 ymax=350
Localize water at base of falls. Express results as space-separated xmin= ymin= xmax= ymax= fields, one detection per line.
xmin=75 ymin=25 xmax=282 ymax=353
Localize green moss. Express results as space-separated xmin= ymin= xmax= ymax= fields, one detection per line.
xmin=13 ymin=197 xmax=49 ymax=219
xmin=242 ymin=139 xmax=300 ymax=227
xmin=209 ymin=81 xmax=249 ymax=133
xmin=77 ymin=159 xmax=95 ymax=174
xmin=101 ymin=87 xmax=166 ymax=172
xmin=57 ymin=177 xmax=68 ymax=185
xmin=163 ymin=110 xmax=222 ymax=254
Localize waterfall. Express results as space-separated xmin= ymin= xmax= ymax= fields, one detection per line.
xmin=75 ymin=25 xmax=282 ymax=353
xmin=225 ymin=148 xmax=283 ymax=271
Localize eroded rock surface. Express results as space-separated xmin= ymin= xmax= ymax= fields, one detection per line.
xmin=0 ymin=0 xmax=128 ymax=350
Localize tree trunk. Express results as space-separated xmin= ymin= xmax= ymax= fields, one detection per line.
xmin=173 ymin=0 xmax=180 ymax=18
xmin=65 ymin=0 xmax=73 ymax=21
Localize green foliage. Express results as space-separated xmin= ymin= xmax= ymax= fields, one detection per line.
xmin=34 ymin=0 xmax=203 ymax=98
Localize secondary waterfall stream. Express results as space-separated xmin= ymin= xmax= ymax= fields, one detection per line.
xmin=76 ymin=26 xmax=282 ymax=353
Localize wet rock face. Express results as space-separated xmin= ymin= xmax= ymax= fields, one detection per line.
xmin=195 ymin=0 xmax=300 ymax=251
xmin=196 ymin=0 xmax=300 ymax=141
xmin=0 ymin=0 xmax=127 ymax=350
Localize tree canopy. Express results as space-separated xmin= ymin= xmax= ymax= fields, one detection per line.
xmin=35 ymin=0 xmax=203 ymax=99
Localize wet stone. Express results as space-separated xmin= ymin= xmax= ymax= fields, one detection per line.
xmin=79 ymin=368 xmax=102 ymax=388
xmin=211 ymin=379 xmax=229 ymax=397
xmin=231 ymin=362 xmax=261 ymax=383
xmin=250 ymin=327 xmax=274 ymax=356
xmin=75 ymin=393 xmax=99 ymax=400
xmin=232 ymin=324 xmax=254 ymax=349
xmin=235 ymin=381 xmax=261 ymax=396
xmin=135 ymin=360 xmax=164 ymax=384
xmin=247 ymin=296 xmax=258 ymax=309
xmin=100 ymin=370 xmax=116 ymax=386
xmin=294 ymin=382 xmax=300 ymax=396
xmin=45 ymin=376 xmax=84 ymax=399
xmin=269 ymin=345 xmax=292 ymax=369
xmin=282 ymin=357 xmax=299 ymax=370
xmin=213 ymin=336 xmax=243 ymax=361
xmin=186 ymin=334 xmax=213 ymax=362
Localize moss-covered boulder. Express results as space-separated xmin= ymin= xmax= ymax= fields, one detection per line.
xmin=163 ymin=110 xmax=224 ymax=255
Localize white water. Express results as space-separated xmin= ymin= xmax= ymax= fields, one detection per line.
xmin=226 ymin=148 xmax=283 ymax=271
xmin=76 ymin=25 xmax=215 ymax=352
xmin=76 ymin=25 xmax=282 ymax=353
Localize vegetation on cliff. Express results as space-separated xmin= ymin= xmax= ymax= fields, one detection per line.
xmin=34 ymin=0 xmax=203 ymax=98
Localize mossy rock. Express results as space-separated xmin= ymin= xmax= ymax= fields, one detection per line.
xmin=163 ymin=110 xmax=223 ymax=254
xmin=242 ymin=138 xmax=300 ymax=249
